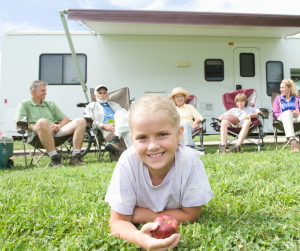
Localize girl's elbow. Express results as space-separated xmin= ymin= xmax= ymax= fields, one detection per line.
xmin=189 ymin=211 xmax=201 ymax=223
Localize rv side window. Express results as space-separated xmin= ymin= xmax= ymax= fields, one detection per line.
xmin=205 ymin=59 xmax=224 ymax=81
xmin=266 ymin=61 xmax=283 ymax=96
xmin=240 ymin=53 xmax=255 ymax=77
xmin=39 ymin=54 xmax=87 ymax=85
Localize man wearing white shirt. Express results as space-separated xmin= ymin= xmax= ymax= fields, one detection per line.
xmin=85 ymin=85 xmax=132 ymax=155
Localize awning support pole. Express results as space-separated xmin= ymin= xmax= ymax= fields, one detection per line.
xmin=59 ymin=9 xmax=90 ymax=102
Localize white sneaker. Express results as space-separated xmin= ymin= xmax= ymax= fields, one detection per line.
xmin=195 ymin=150 xmax=205 ymax=156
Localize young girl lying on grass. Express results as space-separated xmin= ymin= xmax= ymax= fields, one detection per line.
xmin=105 ymin=95 xmax=214 ymax=250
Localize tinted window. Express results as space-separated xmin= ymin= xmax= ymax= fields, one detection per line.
xmin=266 ymin=61 xmax=283 ymax=96
xmin=240 ymin=53 xmax=255 ymax=77
xmin=205 ymin=59 xmax=224 ymax=81
xmin=39 ymin=54 xmax=87 ymax=85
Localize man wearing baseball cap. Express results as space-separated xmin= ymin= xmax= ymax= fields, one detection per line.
xmin=85 ymin=85 xmax=132 ymax=156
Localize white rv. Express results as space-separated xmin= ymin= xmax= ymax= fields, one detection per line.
xmin=1 ymin=9 xmax=300 ymax=137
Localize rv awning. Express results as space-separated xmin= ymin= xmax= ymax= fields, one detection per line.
xmin=67 ymin=9 xmax=300 ymax=38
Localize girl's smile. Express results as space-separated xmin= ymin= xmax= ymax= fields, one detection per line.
xmin=130 ymin=112 xmax=183 ymax=180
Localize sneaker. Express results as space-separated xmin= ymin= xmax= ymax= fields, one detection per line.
xmin=51 ymin=154 xmax=62 ymax=167
xmin=105 ymin=137 xmax=120 ymax=154
xmin=290 ymin=139 xmax=299 ymax=152
xmin=196 ymin=150 xmax=205 ymax=156
xmin=190 ymin=146 xmax=205 ymax=156
xmin=226 ymin=144 xmax=241 ymax=153
xmin=219 ymin=145 xmax=227 ymax=154
xmin=69 ymin=153 xmax=85 ymax=165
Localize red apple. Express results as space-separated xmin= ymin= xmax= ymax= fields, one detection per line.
xmin=151 ymin=214 xmax=179 ymax=239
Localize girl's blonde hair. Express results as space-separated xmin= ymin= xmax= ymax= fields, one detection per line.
xmin=235 ymin=93 xmax=248 ymax=106
xmin=281 ymin=79 xmax=299 ymax=97
xmin=129 ymin=95 xmax=180 ymax=130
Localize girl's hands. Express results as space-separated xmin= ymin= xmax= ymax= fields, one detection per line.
xmin=136 ymin=223 xmax=180 ymax=251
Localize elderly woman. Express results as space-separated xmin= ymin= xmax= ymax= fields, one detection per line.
xmin=168 ymin=87 xmax=203 ymax=148
xmin=273 ymin=79 xmax=300 ymax=152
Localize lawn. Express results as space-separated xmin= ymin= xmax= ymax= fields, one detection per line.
xmin=1 ymin=144 xmax=299 ymax=250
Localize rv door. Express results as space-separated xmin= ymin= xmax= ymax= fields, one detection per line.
xmin=234 ymin=48 xmax=261 ymax=107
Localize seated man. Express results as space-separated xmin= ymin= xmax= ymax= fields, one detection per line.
xmin=85 ymin=85 xmax=132 ymax=154
xmin=15 ymin=80 xmax=87 ymax=167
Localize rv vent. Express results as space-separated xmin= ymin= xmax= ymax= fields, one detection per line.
xmin=206 ymin=104 xmax=212 ymax=110
xmin=200 ymin=103 xmax=213 ymax=116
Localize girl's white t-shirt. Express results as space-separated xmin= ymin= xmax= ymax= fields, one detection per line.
xmin=222 ymin=106 xmax=260 ymax=123
xmin=105 ymin=144 xmax=214 ymax=215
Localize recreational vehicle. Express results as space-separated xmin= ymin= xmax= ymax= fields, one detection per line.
xmin=1 ymin=9 xmax=300 ymax=137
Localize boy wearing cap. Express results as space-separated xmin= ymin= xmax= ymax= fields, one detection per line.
xmin=85 ymin=85 xmax=132 ymax=156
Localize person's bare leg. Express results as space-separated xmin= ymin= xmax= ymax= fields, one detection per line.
xmin=236 ymin=120 xmax=251 ymax=146
xmin=35 ymin=118 xmax=55 ymax=152
xmin=220 ymin=120 xmax=230 ymax=145
xmin=62 ymin=118 xmax=86 ymax=149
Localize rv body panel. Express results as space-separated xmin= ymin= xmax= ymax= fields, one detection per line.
xmin=1 ymin=31 xmax=300 ymax=136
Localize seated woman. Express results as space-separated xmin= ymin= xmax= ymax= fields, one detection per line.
xmin=273 ymin=79 xmax=300 ymax=152
xmin=218 ymin=93 xmax=260 ymax=154
xmin=168 ymin=87 xmax=203 ymax=149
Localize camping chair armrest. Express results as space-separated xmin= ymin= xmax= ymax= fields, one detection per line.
xmin=211 ymin=117 xmax=221 ymax=123
xmin=259 ymin=108 xmax=270 ymax=119
xmin=77 ymin=102 xmax=89 ymax=108
xmin=16 ymin=121 xmax=29 ymax=135
xmin=257 ymin=114 xmax=264 ymax=127
xmin=273 ymin=119 xmax=283 ymax=125
xmin=210 ymin=118 xmax=221 ymax=132
xmin=201 ymin=119 xmax=206 ymax=133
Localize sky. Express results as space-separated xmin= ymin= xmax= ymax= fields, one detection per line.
xmin=1 ymin=0 xmax=300 ymax=72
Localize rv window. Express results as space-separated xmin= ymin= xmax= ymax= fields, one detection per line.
xmin=266 ymin=61 xmax=283 ymax=96
xmin=205 ymin=59 xmax=224 ymax=81
xmin=39 ymin=54 xmax=87 ymax=85
xmin=240 ymin=53 xmax=255 ymax=77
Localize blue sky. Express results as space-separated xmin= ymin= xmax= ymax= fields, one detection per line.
xmin=1 ymin=0 xmax=300 ymax=70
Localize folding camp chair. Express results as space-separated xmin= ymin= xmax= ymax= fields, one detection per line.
xmin=77 ymin=87 xmax=132 ymax=162
xmin=16 ymin=119 xmax=90 ymax=168
xmin=185 ymin=94 xmax=206 ymax=152
xmin=210 ymin=89 xmax=267 ymax=152
xmin=271 ymin=92 xmax=300 ymax=150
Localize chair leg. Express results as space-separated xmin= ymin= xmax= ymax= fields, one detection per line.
xmin=24 ymin=142 xmax=39 ymax=167
xmin=217 ymin=142 xmax=221 ymax=154
xmin=280 ymin=140 xmax=290 ymax=151
xmin=200 ymin=131 xmax=204 ymax=149
xmin=22 ymin=138 xmax=28 ymax=168
xmin=274 ymin=126 xmax=278 ymax=150
xmin=258 ymin=132 xmax=261 ymax=152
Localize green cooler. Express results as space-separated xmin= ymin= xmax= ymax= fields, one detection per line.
xmin=0 ymin=136 xmax=14 ymax=169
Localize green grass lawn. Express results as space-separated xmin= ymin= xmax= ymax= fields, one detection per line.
xmin=1 ymin=144 xmax=300 ymax=250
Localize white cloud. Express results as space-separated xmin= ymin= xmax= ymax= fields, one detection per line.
xmin=0 ymin=52 xmax=1 ymax=80
xmin=0 ymin=20 xmax=46 ymax=35
xmin=181 ymin=0 xmax=300 ymax=14
xmin=108 ymin=0 xmax=300 ymax=15
xmin=76 ymin=0 xmax=98 ymax=9
xmin=143 ymin=0 xmax=166 ymax=10
xmin=108 ymin=0 xmax=154 ymax=9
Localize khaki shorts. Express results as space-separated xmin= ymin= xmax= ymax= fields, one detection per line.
xmin=27 ymin=125 xmax=68 ymax=143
